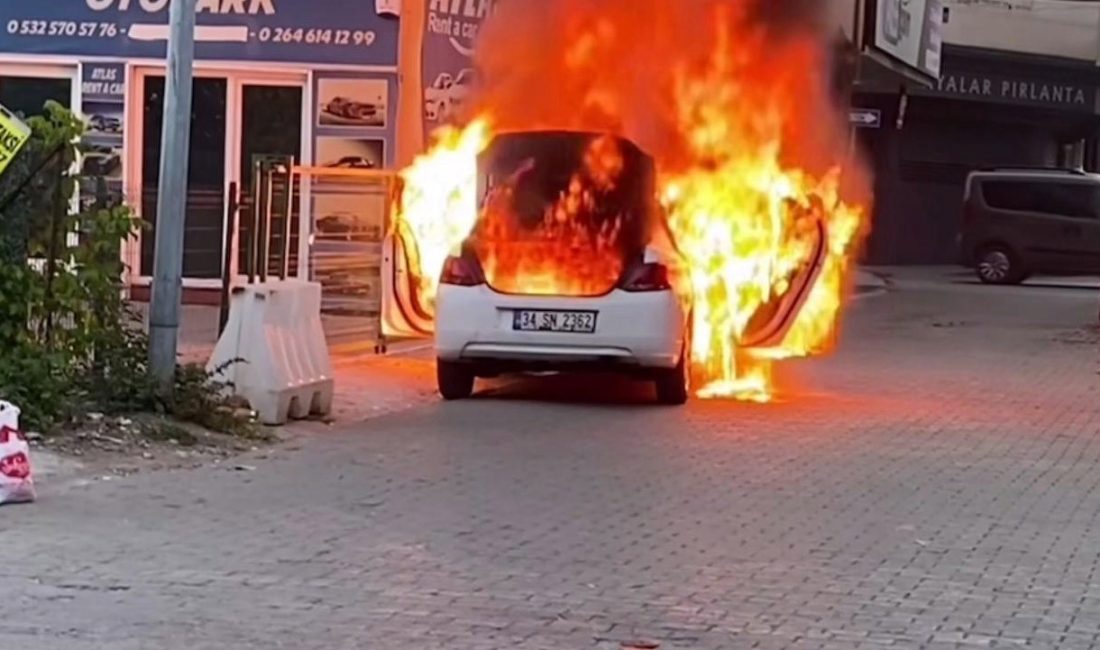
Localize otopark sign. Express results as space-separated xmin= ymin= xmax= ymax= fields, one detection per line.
xmin=0 ymin=0 xmax=399 ymax=66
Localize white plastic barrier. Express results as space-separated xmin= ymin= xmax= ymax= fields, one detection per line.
xmin=207 ymin=280 xmax=335 ymax=425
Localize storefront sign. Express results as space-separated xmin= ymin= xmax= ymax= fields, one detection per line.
xmin=0 ymin=0 xmax=398 ymax=67
xmin=932 ymin=72 xmax=1096 ymax=110
xmin=81 ymin=62 xmax=125 ymax=103
xmin=79 ymin=62 xmax=125 ymax=207
xmin=0 ymin=104 xmax=31 ymax=178
xmin=870 ymin=0 xmax=943 ymax=81
xmin=421 ymin=0 xmax=495 ymax=138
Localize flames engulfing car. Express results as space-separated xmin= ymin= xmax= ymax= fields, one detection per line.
xmin=434 ymin=131 xmax=692 ymax=404
xmin=430 ymin=130 xmax=834 ymax=404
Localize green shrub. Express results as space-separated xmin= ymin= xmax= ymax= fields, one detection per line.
xmin=0 ymin=101 xmax=251 ymax=437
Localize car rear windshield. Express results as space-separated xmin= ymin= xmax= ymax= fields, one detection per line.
xmin=468 ymin=131 xmax=658 ymax=296
xmin=474 ymin=132 xmax=655 ymax=246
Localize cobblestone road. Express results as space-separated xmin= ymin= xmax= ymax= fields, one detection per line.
xmin=2 ymin=269 xmax=1099 ymax=650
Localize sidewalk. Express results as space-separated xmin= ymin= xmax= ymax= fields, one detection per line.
xmin=149 ymin=267 xmax=891 ymax=425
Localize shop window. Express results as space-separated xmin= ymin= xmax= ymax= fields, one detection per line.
xmin=0 ymin=76 xmax=71 ymax=118
xmin=981 ymin=181 xmax=1100 ymax=220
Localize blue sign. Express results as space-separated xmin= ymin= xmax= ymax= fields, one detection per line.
xmin=0 ymin=0 xmax=399 ymax=67
xmin=81 ymin=62 xmax=126 ymax=102
xmin=421 ymin=0 xmax=495 ymax=138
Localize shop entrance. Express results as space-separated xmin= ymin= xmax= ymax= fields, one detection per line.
xmin=134 ymin=69 xmax=305 ymax=286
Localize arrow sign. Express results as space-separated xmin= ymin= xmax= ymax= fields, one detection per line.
xmin=849 ymin=109 xmax=881 ymax=128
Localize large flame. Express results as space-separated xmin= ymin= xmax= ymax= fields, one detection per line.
xmin=394 ymin=119 xmax=490 ymax=307
xmin=394 ymin=0 xmax=871 ymax=401
xmin=473 ymin=134 xmax=632 ymax=296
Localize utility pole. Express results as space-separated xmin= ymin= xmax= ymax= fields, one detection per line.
xmin=148 ymin=0 xmax=197 ymax=389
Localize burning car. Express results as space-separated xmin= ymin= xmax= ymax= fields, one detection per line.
xmin=433 ymin=131 xmax=693 ymax=403
xmin=389 ymin=0 xmax=869 ymax=403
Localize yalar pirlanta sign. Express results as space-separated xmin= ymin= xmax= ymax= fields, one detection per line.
xmin=421 ymin=0 xmax=495 ymax=139
xmin=0 ymin=0 xmax=399 ymax=66
xmin=932 ymin=72 xmax=1095 ymax=110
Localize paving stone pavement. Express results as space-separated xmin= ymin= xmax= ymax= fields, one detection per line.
xmin=2 ymin=268 xmax=1099 ymax=650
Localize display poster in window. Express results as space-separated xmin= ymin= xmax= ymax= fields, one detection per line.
xmin=0 ymin=103 xmax=31 ymax=179
xmin=310 ymin=71 xmax=397 ymax=329
xmin=79 ymin=62 xmax=125 ymax=211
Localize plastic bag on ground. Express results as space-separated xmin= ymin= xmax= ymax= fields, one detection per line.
xmin=0 ymin=401 xmax=35 ymax=505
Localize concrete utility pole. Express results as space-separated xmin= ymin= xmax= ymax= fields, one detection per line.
xmin=149 ymin=0 xmax=197 ymax=389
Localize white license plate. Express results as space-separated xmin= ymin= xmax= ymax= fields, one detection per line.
xmin=512 ymin=309 xmax=597 ymax=333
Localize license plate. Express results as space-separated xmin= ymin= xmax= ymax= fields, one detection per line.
xmin=512 ymin=309 xmax=597 ymax=333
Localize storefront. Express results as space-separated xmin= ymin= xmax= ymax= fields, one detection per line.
xmin=0 ymin=1 xmax=401 ymax=297
xmin=853 ymin=45 xmax=1100 ymax=264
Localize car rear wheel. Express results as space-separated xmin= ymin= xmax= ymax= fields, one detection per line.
xmin=654 ymin=354 xmax=689 ymax=406
xmin=976 ymin=245 xmax=1025 ymax=285
xmin=437 ymin=360 xmax=475 ymax=400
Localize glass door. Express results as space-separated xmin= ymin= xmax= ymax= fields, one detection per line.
xmin=139 ymin=74 xmax=228 ymax=281
xmin=135 ymin=72 xmax=304 ymax=285
xmin=234 ymin=81 xmax=304 ymax=280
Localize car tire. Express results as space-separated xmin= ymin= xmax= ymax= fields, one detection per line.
xmin=437 ymin=359 xmax=475 ymax=400
xmin=976 ymin=245 xmax=1025 ymax=285
xmin=655 ymin=354 xmax=689 ymax=406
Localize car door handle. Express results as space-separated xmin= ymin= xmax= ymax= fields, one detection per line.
xmin=1063 ymin=224 xmax=1083 ymax=237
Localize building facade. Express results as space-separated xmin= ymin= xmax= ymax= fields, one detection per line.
xmin=0 ymin=0 xmax=402 ymax=297
xmin=838 ymin=0 xmax=1100 ymax=264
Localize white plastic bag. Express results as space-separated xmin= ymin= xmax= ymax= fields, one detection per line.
xmin=0 ymin=401 xmax=35 ymax=505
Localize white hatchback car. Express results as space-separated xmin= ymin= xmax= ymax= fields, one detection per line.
xmin=434 ymin=131 xmax=691 ymax=404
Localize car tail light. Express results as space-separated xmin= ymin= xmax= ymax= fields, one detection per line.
xmin=440 ymin=255 xmax=485 ymax=287
xmin=620 ymin=262 xmax=671 ymax=292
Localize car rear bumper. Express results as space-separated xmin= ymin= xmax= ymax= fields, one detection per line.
xmin=435 ymin=285 xmax=686 ymax=370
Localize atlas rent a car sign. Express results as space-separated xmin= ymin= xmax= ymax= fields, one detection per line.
xmin=0 ymin=104 xmax=31 ymax=179
xmin=0 ymin=0 xmax=399 ymax=66
xmin=422 ymin=0 xmax=495 ymax=136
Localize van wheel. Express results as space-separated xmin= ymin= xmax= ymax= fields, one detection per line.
xmin=655 ymin=355 xmax=689 ymax=406
xmin=976 ymin=245 xmax=1025 ymax=285
xmin=437 ymin=360 xmax=474 ymax=400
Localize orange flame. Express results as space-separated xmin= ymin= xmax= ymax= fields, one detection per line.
xmin=394 ymin=119 xmax=490 ymax=308
xmin=472 ymin=135 xmax=630 ymax=296
xmin=394 ymin=0 xmax=871 ymax=401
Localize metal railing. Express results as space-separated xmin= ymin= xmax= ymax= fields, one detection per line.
xmin=219 ymin=154 xmax=398 ymax=354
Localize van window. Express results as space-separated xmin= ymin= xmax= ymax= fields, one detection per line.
xmin=981 ymin=181 xmax=1100 ymax=220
